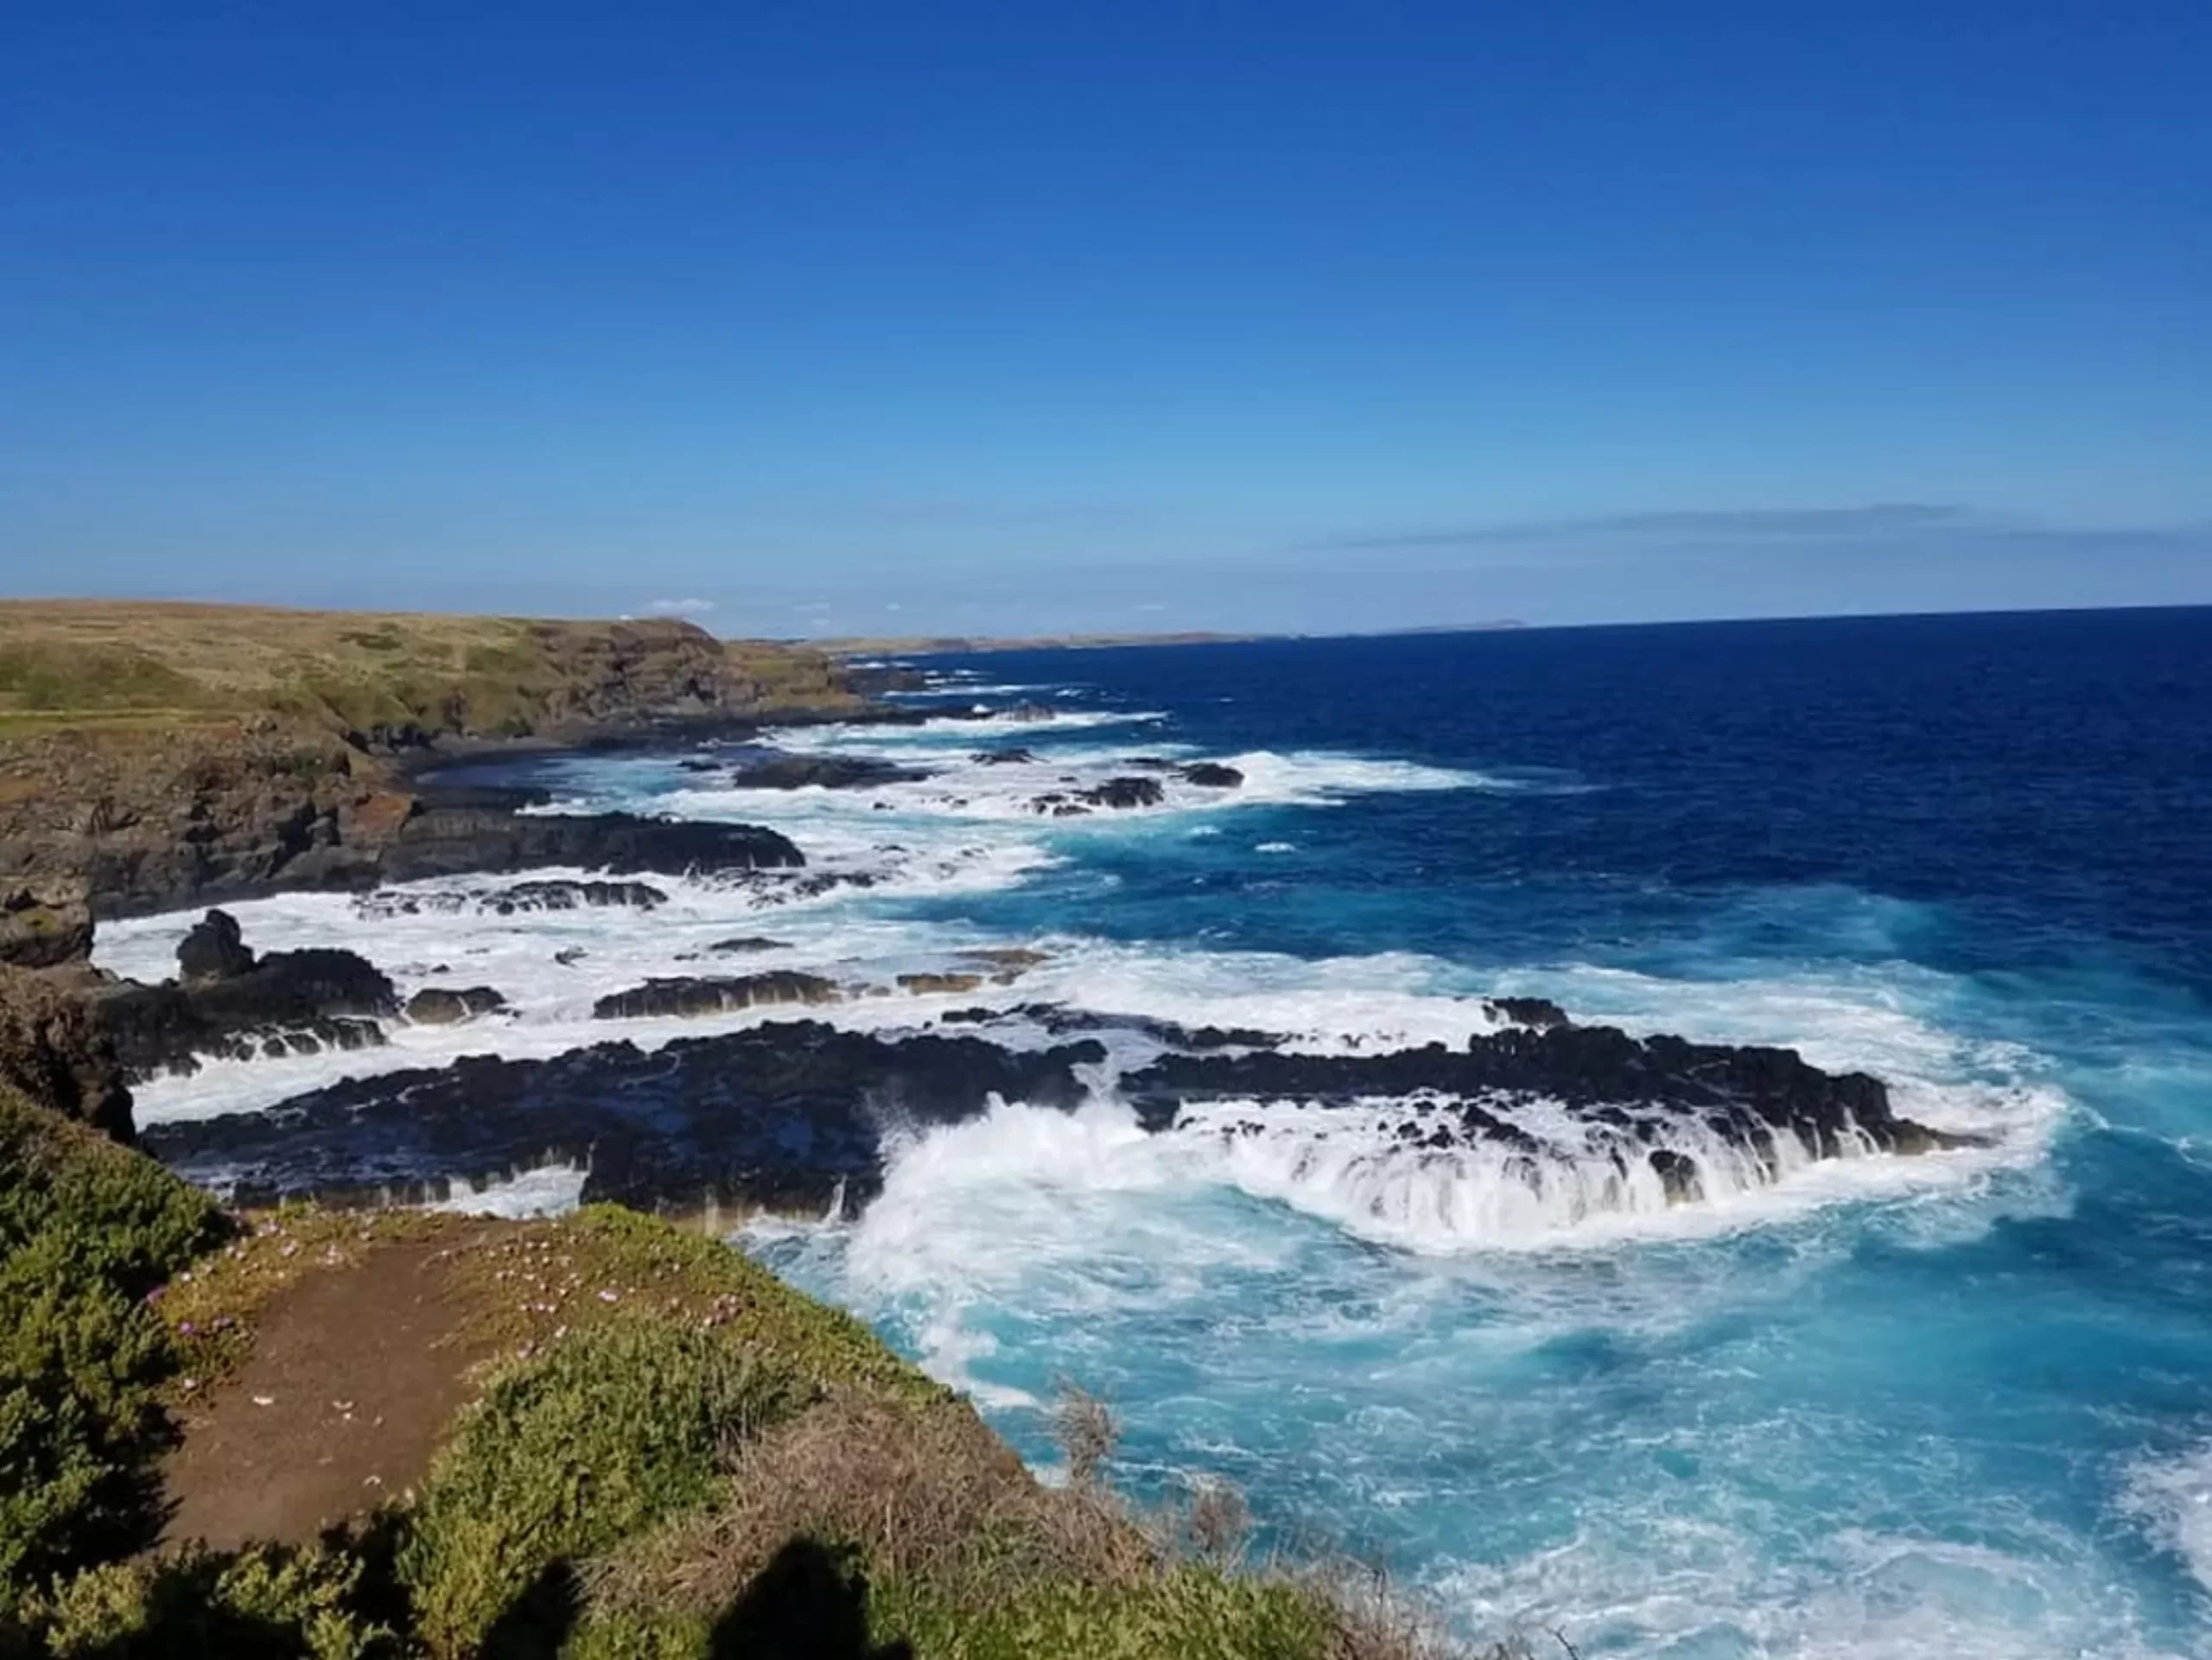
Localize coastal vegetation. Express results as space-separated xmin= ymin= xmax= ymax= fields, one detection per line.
xmin=0 ymin=1080 xmax=1485 ymax=1657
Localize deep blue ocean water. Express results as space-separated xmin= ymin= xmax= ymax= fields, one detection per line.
xmin=742 ymin=609 xmax=2212 ymax=1658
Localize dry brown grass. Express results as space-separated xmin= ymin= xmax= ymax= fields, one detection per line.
xmin=583 ymin=1377 xmax=1497 ymax=1659
xmin=586 ymin=1390 xmax=1157 ymax=1624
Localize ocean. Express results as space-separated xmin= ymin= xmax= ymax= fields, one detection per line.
xmin=99 ymin=607 xmax=2212 ymax=1657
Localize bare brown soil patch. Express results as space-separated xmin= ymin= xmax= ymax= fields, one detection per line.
xmin=159 ymin=1227 xmax=505 ymax=1551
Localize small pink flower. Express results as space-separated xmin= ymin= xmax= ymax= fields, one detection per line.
xmin=597 ymin=1288 xmax=619 ymax=1303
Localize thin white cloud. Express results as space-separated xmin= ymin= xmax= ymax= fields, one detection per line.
xmin=642 ymin=596 xmax=715 ymax=617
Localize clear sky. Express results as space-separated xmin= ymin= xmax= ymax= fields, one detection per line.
xmin=4 ymin=3 xmax=2207 ymax=636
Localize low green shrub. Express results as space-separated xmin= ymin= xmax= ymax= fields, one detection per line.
xmin=558 ymin=1610 xmax=715 ymax=1660
xmin=455 ymin=1207 xmax=947 ymax=1410
xmin=881 ymin=1567 xmax=1332 ymax=1660
xmin=33 ymin=1542 xmax=385 ymax=1659
xmin=0 ymin=1090 xmax=227 ymax=1598
xmin=396 ymin=1319 xmax=804 ymax=1657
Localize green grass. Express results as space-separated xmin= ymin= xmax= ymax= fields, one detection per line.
xmin=33 ymin=1543 xmax=386 ymax=1660
xmin=397 ymin=1320 xmax=803 ymax=1657
xmin=445 ymin=1205 xmax=949 ymax=1410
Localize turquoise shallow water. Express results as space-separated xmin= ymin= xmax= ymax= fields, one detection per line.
xmin=548 ymin=612 xmax=2212 ymax=1655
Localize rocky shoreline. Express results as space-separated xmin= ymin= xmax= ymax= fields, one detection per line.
xmin=1 ymin=650 xmax=1978 ymax=1238
xmin=111 ymin=896 xmax=1970 ymax=1226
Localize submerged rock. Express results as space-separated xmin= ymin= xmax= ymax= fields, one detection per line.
xmin=1490 ymin=997 xmax=1570 ymax=1029
xmin=590 ymin=971 xmax=844 ymax=1021
xmin=1084 ymin=776 xmax=1166 ymax=810
xmin=896 ymin=972 xmax=985 ymax=995
xmin=724 ymin=756 xmax=926 ymax=791
xmin=1179 ymin=762 xmax=1244 ymax=789
xmin=1031 ymin=776 xmax=1166 ymax=815
xmin=405 ymin=986 xmax=510 ymax=1025
xmin=357 ymin=878 xmax=670 ymax=919
xmin=958 ymin=947 xmax=1048 ymax=970
xmin=489 ymin=879 xmax=667 ymax=914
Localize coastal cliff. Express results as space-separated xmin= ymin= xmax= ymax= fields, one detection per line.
xmin=0 ymin=601 xmax=854 ymax=961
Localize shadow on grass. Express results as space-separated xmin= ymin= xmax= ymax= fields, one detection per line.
xmin=481 ymin=1558 xmax=584 ymax=1658
xmin=709 ymin=1537 xmax=912 ymax=1660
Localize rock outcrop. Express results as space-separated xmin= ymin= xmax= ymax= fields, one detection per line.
xmin=97 ymin=914 xmax=401 ymax=1081
xmin=142 ymin=1022 xmax=1109 ymax=1217
xmin=590 ymin=971 xmax=844 ymax=1021
xmin=0 ymin=964 xmax=135 ymax=1141
xmin=0 ymin=879 xmax=95 ymax=970
xmin=131 ymin=995 xmax=1965 ymax=1223
xmin=1122 ymin=1023 xmax=1967 ymax=1174
xmin=372 ymin=792 xmax=801 ymax=887
xmin=895 ymin=972 xmax=985 ymax=995
xmin=177 ymin=909 xmax=257 ymax=983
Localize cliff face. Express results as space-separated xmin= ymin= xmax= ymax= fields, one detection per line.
xmin=0 ymin=964 xmax=133 ymax=1140
xmin=0 ymin=603 xmax=853 ymax=958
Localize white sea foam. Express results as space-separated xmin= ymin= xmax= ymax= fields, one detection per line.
xmin=765 ymin=709 xmax=1166 ymax=748
xmin=837 ymin=1074 xmax=2049 ymax=1264
xmin=427 ymin=1161 xmax=589 ymax=1218
xmin=1433 ymin=1518 xmax=2191 ymax=1660
xmin=1199 ymin=1089 xmax=2056 ymax=1252
xmin=635 ymin=747 xmax=1498 ymax=839
xmin=2121 ymin=1441 xmax=2212 ymax=1595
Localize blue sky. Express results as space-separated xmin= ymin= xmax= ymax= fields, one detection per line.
xmin=3 ymin=3 xmax=2207 ymax=636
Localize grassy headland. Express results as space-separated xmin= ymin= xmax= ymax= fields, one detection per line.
xmin=0 ymin=601 xmax=858 ymax=965
xmin=0 ymin=1083 xmax=1478 ymax=1657
xmin=0 ymin=601 xmax=853 ymax=742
